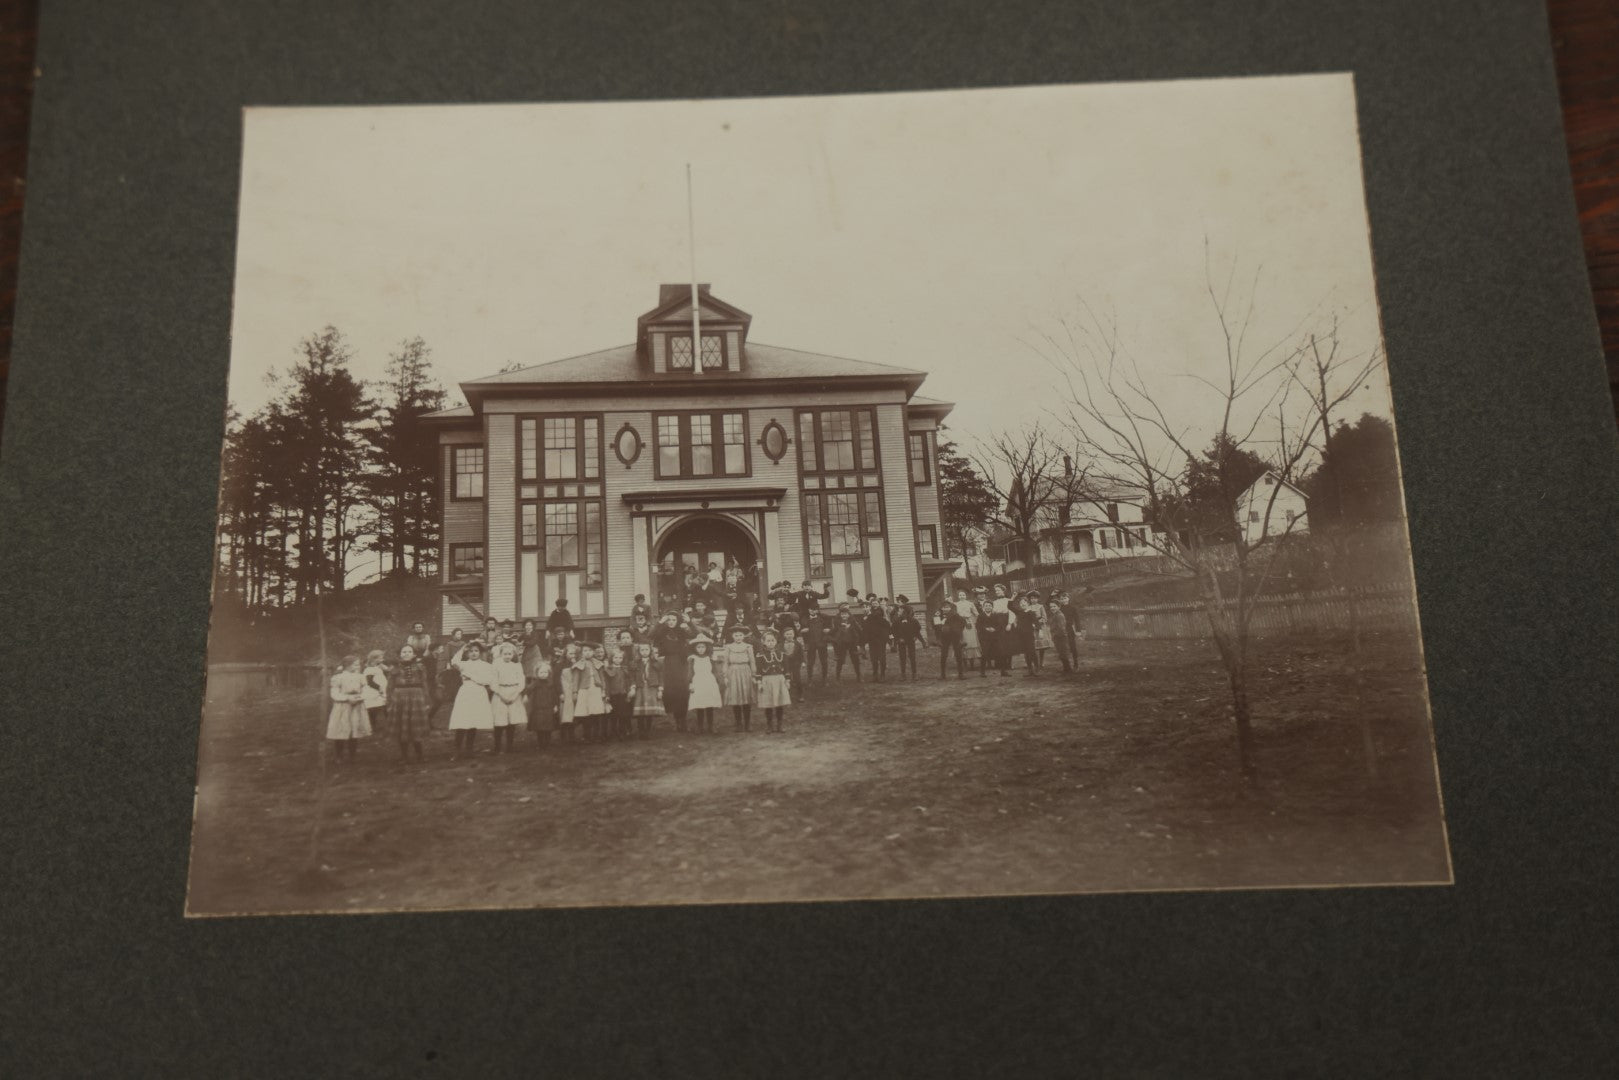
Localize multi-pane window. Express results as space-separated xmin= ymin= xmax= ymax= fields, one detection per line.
xmin=543 ymin=417 xmax=577 ymax=480
xmin=918 ymin=525 xmax=939 ymax=559
xmin=449 ymin=543 xmax=484 ymax=578
xmin=544 ymin=502 xmax=579 ymax=567
xmin=584 ymin=503 xmax=603 ymax=586
xmin=668 ymin=333 xmax=725 ymax=371
xmin=908 ymin=433 xmax=930 ymax=485
xmin=657 ymin=415 xmax=681 ymax=476
xmin=803 ymin=490 xmax=888 ymax=562
xmin=825 ymin=493 xmax=862 ymax=556
xmin=722 ymin=413 xmax=746 ymax=474
xmin=653 ymin=411 xmax=749 ymax=478
xmin=804 ymin=495 xmax=825 ymax=576
xmin=690 ymin=415 xmax=713 ymax=475
xmin=452 ymin=446 xmax=484 ymax=499
xmin=798 ymin=408 xmax=880 ymax=473
xmin=521 ymin=415 xmax=603 ymax=481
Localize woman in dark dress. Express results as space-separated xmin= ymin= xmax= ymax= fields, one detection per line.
xmin=653 ymin=614 xmax=692 ymax=732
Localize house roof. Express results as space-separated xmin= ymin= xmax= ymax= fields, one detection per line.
xmin=468 ymin=341 xmax=925 ymax=386
xmin=907 ymin=394 xmax=955 ymax=417
xmin=423 ymin=403 xmax=474 ymax=422
xmin=1242 ymin=471 xmax=1308 ymax=500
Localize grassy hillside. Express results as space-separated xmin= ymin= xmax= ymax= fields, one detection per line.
xmin=208 ymin=573 xmax=445 ymax=664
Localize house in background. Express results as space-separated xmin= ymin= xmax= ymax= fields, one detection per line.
xmin=990 ymin=482 xmax=1170 ymax=574
xmin=423 ymin=284 xmax=959 ymax=634
xmin=1236 ymin=471 xmax=1309 ymax=545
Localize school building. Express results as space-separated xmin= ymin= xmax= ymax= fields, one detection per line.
xmin=423 ymin=284 xmax=958 ymax=633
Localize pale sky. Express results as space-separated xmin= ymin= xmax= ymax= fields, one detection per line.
xmin=228 ymin=75 xmax=1393 ymax=458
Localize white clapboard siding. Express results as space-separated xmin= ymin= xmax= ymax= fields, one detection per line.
xmin=485 ymin=414 xmax=517 ymax=619
xmin=604 ymin=409 xmax=655 ymax=613
xmin=867 ymin=538 xmax=889 ymax=599
xmin=877 ymin=403 xmax=921 ymax=600
xmin=520 ymin=552 xmax=540 ymax=618
xmin=440 ymin=597 xmax=484 ymax=635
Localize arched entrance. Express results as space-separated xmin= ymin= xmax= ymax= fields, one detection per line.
xmin=654 ymin=513 xmax=761 ymax=614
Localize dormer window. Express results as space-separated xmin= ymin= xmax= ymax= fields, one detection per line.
xmin=669 ymin=333 xmax=726 ymax=371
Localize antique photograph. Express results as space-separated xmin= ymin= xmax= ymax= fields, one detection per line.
xmin=187 ymin=75 xmax=1451 ymax=916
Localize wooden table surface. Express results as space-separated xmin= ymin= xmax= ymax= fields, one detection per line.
xmin=0 ymin=2 xmax=1614 ymax=436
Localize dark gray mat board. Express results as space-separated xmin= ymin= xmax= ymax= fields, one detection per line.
xmin=0 ymin=1 xmax=1615 ymax=1075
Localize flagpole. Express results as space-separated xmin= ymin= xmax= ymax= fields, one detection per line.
xmin=687 ymin=163 xmax=702 ymax=377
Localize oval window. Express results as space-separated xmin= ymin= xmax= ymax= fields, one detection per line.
xmin=613 ymin=423 xmax=642 ymax=468
xmin=759 ymin=420 xmax=788 ymax=463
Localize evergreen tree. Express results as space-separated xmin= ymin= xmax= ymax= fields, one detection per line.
xmin=1304 ymin=413 xmax=1402 ymax=528
xmin=1183 ymin=432 xmax=1269 ymax=543
xmin=361 ymin=337 xmax=446 ymax=576
xmin=935 ymin=428 xmax=997 ymax=573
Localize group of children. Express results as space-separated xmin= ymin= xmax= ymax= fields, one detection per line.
xmin=325 ymin=581 xmax=1090 ymax=762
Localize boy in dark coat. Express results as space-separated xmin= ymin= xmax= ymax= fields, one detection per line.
xmin=890 ymin=603 xmax=924 ymax=680
xmin=862 ymin=605 xmax=891 ymax=681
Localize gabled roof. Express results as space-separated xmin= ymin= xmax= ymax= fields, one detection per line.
xmin=1241 ymin=470 xmax=1308 ymax=500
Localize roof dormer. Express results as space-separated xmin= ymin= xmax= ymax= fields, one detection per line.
xmin=636 ymin=283 xmax=753 ymax=375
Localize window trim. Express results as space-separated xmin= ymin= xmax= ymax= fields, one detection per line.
xmin=651 ymin=408 xmax=752 ymax=480
xmin=450 ymin=445 xmax=485 ymax=501
xmin=918 ymin=524 xmax=939 ymax=559
xmin=448 ymin=541 xmax=485 ymax=579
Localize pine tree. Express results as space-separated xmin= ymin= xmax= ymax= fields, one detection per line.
xmin=361 ymin=337 xmax=447 ymax=576
xmin=935 ymin=428 xmax=997 ymax=575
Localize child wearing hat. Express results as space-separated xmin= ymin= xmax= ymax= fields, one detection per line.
xmin=686 ymin=635 xmax=722 ymax=733
xmin=755 ymin=628 xmax=792 ymax=733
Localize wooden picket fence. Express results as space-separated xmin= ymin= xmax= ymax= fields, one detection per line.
xmin=1077 ymin=587 xmax=1420 ymax=641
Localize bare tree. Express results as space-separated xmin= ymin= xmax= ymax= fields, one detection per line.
xmin=1033 ymin=255 xmax=1322 ymax=785
xmin=968 ymin=424 xmax=1091 ymax=574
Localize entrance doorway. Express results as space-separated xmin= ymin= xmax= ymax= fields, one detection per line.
xmin=654 ymin=515 xmax=762 ymax=616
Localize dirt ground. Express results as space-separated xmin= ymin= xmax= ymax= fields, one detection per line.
xmin=185 ymin=633 xmax=1451 ymax=916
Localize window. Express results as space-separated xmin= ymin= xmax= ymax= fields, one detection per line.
xmin=520 ymin=503 xmax=538 ymax=548
xmin=798 ymin=408 xmax=880 ymax=474
xmin=449 ymin=543 xmax=484 ymax=578
xmin=826 ymin=493 xmax=863 ymax=556
xmin=452 ymin=446 xmax=484 ymax=499
xmin=545 ymin=502 xmax=580 ymax=567
xmin=1248 ymin=510 xmax=1260 ymax=523
xmin=918 ymin=525 xmax=938 ymax=558
xmin=584 ymin=503 xmax=603 ymax=586
xmin=1058 ymin=504 xmax=1071 ymax=526
xmin=862 ymin=491 xmax=883 ymax=536
xmin=653 ymin=411 xmax=749 ymax=478
xmin=804 ymin=494 xmax=826 ymax=577
xmin=908 ymin=433 xmax=931 ymax=485
xmin=690 ymin=414 xmax=713 ymax=475
xmin=1098 ymin=529 xmax=1109 ymax=550
xmin=521 ymin=415 xmax=602 ymax=481
xmin=657 ymin=415 xmax=681 ymax=476
xmin=722 ymin=413 xmax=746 ymax=474
xmin=543 ymin=417 xmax=577 ymax=480
xmin=1105 ymin=502 xmax=1120 ymax=523
xmin=1265 ymin=476 xmax=1276 ymax=486
xmin=668 ymin=332 xmax=725 ymax=371
xmin=822 ymin=411 xmax=855 ymax=471
xmin=1285 ymin=509 xmax=1297 ymax=524
xmin=520 ymin=419 xmax=537 ymax=480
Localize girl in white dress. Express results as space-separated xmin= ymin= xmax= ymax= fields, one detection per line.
xmin=326 ymin=655 xmax=371 ymax=763
xmin=448 ymin=642 xmax=495 ymax=758
xmin=489 ymin=641 xmax=526 ymax=754
xmin=686 ymin=635 xmax=722 ymax=734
